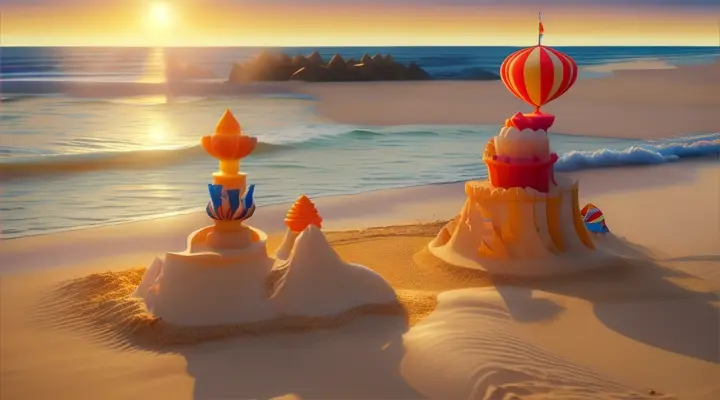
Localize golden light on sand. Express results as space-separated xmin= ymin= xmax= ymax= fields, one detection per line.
xmin=147 ymin=2 xmax=173 ymax=29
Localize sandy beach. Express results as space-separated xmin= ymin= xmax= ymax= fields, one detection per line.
xmin=2 ymin=55 xmax=720 ymax=399
xmin=1 ymin=158 xmax=718 ymax=400
xmin=299 ymin=58 xmax=720 ymax=139
xmin=4 ymin=1 xmax=720 ymax=397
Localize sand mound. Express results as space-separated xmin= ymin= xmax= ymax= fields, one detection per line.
xmin=134 ymin=251 xmax=277 ymax=326
xmin=33 ymin=267 xmax=434 ymax=350
xmin=32 ymin=222 xmax=670 ymax=349
xmin=31 ymin=223 xmax=459 ymax=349
xmin=401 ymin=287 xmax=672 ymax=400
xmin=270 ymin=225 xmax=398 ymax=317
xmin=28 ymin=223 xmax=475 ymax=349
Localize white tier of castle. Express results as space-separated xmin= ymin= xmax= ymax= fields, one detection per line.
xmin=494 ymin=127 xmax=550 ymax=161
xmin=429 ymin=177 xmax=607 ymax=277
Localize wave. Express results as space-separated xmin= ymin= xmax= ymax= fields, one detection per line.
xmin=0 ymin=142 xmax=287 ymax=180
xmin=0 ymin=127 xmax=448 ymax=179
xmin=556 ymin=133 xmax=720 ymax=172
xmin=2 ymin=131 xmax=717 ymax=180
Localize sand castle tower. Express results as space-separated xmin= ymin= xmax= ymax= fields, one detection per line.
xmin=429 ymin=16 xmax=604 ymax=276
xmin=133 ymin=110 xmax=277 ymax=326
xmin=276 ymin=194 xmax=323 ymax=260
xmin=199 ymin=109 xmax=264 ymax=250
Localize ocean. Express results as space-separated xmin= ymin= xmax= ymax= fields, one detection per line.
xmin=2 ymin=46 xmax=719 ymax=239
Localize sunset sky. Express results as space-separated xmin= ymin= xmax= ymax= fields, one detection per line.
xmin=2 ymin=0 xmax=719 ymax=46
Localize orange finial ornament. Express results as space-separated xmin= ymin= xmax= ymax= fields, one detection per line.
xmin=201 ymin=109 xmax=258 ymax=188
xmin=201 ymin=109 xmax=257 ymax=163
xmin=214 ymin=109 xmax=242 ymax=136
xmin=285 ymin=195 xmax=323 ymax=232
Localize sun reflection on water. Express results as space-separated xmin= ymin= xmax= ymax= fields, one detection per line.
xmin=111 ymin=95 xmax=171 ymax=105
xmin=139 ymin=47 xmax=168 ymax=84
xmin=145 ymin=118 xmax=179 ymax=148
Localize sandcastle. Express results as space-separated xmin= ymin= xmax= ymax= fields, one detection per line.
xmin=134 ymin=110 xmax=396 ymax=326
xmin=428 ymin=30 xmax=612 ymax=277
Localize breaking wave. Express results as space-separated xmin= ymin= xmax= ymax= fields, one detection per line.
xmin=556 ymin=133 xmax=720 ymax=172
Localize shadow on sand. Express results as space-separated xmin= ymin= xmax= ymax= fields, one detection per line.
xmin=495 ymin=285 xmax=567 ymax=323
xmin=430 ymin=232 xmax=720 ymax=365
xmin=499 ymin=255 xmax=720 ymax=364
xmin=28 ymin=230 xmax=718 ymax=399
xmin=30 ymin=270 xmax=423 ymax=400
xmin=181 ymin=315 xmax=422 ymax=400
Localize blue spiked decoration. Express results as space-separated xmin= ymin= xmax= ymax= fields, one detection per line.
xmin=206 ymin=183 xmax=256 ymax=221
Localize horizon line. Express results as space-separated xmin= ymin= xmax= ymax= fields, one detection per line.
xmin=3 ymin=44 xmax=719 ymax=48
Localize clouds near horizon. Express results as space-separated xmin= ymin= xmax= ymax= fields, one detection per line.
xmin=2 ymin=0 xmax=718 ymax=46
xmin=1 ymin=0 xmax=718 ymax=6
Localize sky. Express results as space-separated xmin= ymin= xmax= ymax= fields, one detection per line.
xmin=1 ymin=0 xmax=719 ymax=46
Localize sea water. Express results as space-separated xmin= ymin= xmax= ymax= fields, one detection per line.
xmin=1 ymin=46 xmax=719 ymax=239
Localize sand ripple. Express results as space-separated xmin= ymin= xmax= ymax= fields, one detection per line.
xmin=401 ymin=287 xmax=673 ymax=400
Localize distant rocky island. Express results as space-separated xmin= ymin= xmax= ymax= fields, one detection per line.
xmin=228 ymin=50 xmax=500 ymax=83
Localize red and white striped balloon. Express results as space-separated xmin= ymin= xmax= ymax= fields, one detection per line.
xmin=500 ymin=45 xmax=578 ymax=112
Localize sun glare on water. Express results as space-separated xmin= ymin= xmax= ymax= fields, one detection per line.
xmin=147 ymin=119 xmax=177 ymax=148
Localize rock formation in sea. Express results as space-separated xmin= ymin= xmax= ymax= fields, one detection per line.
xmin=228 ymin=50 xmax=433 ymax=82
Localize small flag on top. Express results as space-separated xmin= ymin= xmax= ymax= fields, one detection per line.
xmin=538 ymin=12 xmax=545 ymax=45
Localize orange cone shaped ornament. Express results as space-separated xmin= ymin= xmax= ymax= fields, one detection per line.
xmin=285 ymin=195 xmax=323 ymax=232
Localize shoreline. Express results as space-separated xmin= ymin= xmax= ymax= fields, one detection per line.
xmin=3 ymin=147 xmax=718 ymax=243
xmin=2 ymin=159 xmax=717 ymax=277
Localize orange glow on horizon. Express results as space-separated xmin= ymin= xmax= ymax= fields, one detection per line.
xmin=2 ymin=4 xmax=718 ymax=47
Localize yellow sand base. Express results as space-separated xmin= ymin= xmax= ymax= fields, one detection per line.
xmin=427 ymin=178 xmax=618 ymax=277
xmin=30 ymin=221 xmax=680 ymax=351
xmin=30 ymin=223 xmax=468 ymax=349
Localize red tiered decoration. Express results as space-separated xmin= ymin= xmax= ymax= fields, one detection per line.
xmin=486 ymin=17 xmax=578 ymax=193
xmin=485 ymin=153 xmax=558 ymax=193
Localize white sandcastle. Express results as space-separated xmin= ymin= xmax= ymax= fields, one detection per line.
xmin=133 ymin=110 xmax=397 ymax=326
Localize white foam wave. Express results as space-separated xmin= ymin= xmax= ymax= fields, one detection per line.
xmin=556 ymin=133 xmax=719 ymax=172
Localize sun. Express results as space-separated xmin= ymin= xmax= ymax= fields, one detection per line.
xmin=147 ymin=2 xmax=172 ymax=28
